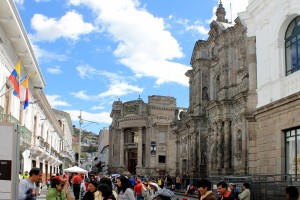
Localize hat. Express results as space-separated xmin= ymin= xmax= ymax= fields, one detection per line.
xmin=152 ymin=188 xmax=175 ymax=199
xmin=136 ymin=179 xmax=141 ymax=183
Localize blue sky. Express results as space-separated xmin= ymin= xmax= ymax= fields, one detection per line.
xmin=14 ymin=0 xmax=247 ymax=134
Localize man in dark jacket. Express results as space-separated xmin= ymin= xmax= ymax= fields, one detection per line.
xmin=197 ymin=179 xmax=217 ymax=200
xmin=217 ymin=182 xmax=235 ymax=200
xmin=286 ymin=186 xmax=299 ymax=200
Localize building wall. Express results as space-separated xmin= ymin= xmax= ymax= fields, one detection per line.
xmin=240 ymin=0 xmax=300 ymax=175
xmin=172 ymin=2 xmax=257 ymax=177
xmin=109 ymin=95 xmax=178 ymax=176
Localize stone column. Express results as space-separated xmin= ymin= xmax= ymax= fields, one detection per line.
xmin=137 ymin=127 xmax=143 ymax=167
xmin=217 ymin=121 xmax=223 ymax=170
xmin=175 ymin=133 xmax=180 ymax=175
xmin=42 ymin=159 xmax=46 ymax=184
xmin=120 ymin=129 xmax=125 ymax=167
xmin=35 ymin=157 xmax=39 ymax=167
xmin=248 ymin=36 xmax=257 ymax=91
xmin=224 ymin=120 xmax=231 ymax=172
xmin=212 ymin=123 xmax=218 ymax=171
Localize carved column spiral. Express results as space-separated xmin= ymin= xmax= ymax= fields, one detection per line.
xmin=217 ymin=121 xmax=223 ymax=170
xmin=224 ymin=119 xmax=231 ymax=170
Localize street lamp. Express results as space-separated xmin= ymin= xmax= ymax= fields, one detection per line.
xmin=77 ymin=110 xmax=99 ymax=167
xmin=78 ymin=111 xmax=83 ymax=167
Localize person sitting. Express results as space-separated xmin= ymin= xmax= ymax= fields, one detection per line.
xmin=46 ymin=176 xmax=67 ymax=200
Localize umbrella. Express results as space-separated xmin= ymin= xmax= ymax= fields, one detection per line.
xmin=112 ymin=174 xmax=120 ymax=177
xmin=63 ymin=166 xmax=88 ymax=176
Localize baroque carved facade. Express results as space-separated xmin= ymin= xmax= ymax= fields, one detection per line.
xmin=171 ymin=2 xmax=257 ymax=177
xmin=109 ymin=95 xmax=178 ymax=176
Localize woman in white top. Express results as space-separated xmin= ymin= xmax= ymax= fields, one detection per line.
xmin=115 ymin=176 xmax=135 ymax=200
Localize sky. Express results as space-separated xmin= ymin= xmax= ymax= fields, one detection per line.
xmin=14 ymin=0 xmax=248 ymax=134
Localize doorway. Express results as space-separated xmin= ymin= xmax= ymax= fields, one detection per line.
xmin=128 ymin=149 xmax=137 ymax=174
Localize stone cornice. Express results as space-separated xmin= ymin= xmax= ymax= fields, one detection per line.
xmin=118 ymin=116 xmax=148 ymax=122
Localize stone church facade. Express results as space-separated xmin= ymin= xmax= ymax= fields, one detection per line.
xmin=109 ymin=95 xmax=178 ymax=176
xmin=171 ymin=2 xmax=257 ymax=177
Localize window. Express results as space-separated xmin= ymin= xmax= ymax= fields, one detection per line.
xmin=285 ymin=16 xmax=300 ymax=75
xmin=159 ymin=155 xmax=166 ymax=163
xmin=285 ymin=128 xmax=300 ymax=175
xmin=158 ymin=131 xmax=166 ymax=144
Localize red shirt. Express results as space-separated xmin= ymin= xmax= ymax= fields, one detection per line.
xmin=134 ymin=183 xmax=142 ymax=194
xmin=73 ymin=175 xmax=81 ymax=184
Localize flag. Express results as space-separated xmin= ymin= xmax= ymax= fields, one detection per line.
xmin=8 ymin=60 xmax=21 ymax=98
xmin=20 ymin=75 xmax=29 ymax=110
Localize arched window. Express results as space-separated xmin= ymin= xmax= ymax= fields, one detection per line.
xmin=285 ymin=16 xmax=300 ymax=75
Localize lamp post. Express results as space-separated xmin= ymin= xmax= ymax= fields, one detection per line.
xmin=78 ymin=111 xmax=83 ymax=167
xmin=77 ymin=111 xmax=99 ymax=167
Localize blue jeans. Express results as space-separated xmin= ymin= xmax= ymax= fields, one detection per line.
xmin=137 ymin=194 xmax=144 ymax=200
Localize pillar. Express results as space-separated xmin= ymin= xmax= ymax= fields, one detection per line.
xmin=213 ymin=123 xmax=218 ymax=171
xmin=248 ymin=36 xmax=257 ymax=91
xmin=137 ymin=127 xmax=143 ymax=167
xmin=224 ymin=120 xmax=231 ymax=172
xmin=120 ymin=129 xmax=125 ymax=167
xmin=217 ymin=121 xmax=223 ymax=171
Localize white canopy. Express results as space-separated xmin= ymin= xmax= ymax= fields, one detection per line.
xmin=63 ymin=166 xmax=88 ymax=176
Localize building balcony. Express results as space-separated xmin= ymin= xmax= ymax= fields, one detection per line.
xmin=20 ymin=126 xmax=32 ymax=152
xmin=0 ymin=113 xmax=32 ymax=152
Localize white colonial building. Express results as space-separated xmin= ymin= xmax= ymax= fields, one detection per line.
xmin=0 ymin=0 xmax=75 ymax=184
xmin=98 ymin=128 xmax=109 ymax=174
xmin=240 ymin=0 xmax=300 ymax=175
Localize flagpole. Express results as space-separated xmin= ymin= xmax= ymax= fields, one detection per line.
xmin=0 ymin=87 xmax=13 ymax=98
xmin=0 ymin=81 xmax=7 ymax=95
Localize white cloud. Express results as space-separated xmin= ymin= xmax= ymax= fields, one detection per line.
xmin=75 ymin=65 xmax=144 ymax=98
xmin=91 ymin=105 xmax=105 ymax=110
xmin=30 ymin=11 xmax=94 ymax=42
xmin=47 ymin=66 xmax=62 ymax=74
xmin=46 ymin=95 xmax=72 ymax=107
xmin=68 ymin=0 xmax=190 ymax=86
xmin=76 ymin=65 xmax=97 ymax=79
xmin=31 ymin=43 xmax=68 ymax=62
xmin=14 ymin=0 xmax=24 ymax=6
xmin=64 ymin=109 xmax=112 ymax=124
xmin=70 ymin=90 xmax=92 ymax=100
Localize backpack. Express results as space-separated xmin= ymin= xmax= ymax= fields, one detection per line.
xmin=141 ymin=185 xmax=149 ymax=197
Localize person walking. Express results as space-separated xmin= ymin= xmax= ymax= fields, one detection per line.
xmin=19 ymin=167 xmax=42 ymax=200
xmin=134 ymin=179 xmax=144 ymax=200
xmin=82 ymin=180 xmax=98 ymax=200
xmin=216 ymin=182 xmax=235 ymax=200
xmin=285 ymin=186 xmax=299 ymax=200
xmin=72 ymin=173 xmax=82 ymax=200
xmin=115 ymin=175 xmax=135 ymax=200
xmin=238 ymin=183 xmax=251 ymax=200
xmin=97 ymin=183 xmax=116 ymax=200
xmin=197 ymin=179 xmax=217 ymax=200
xmin=46 ymin=176 xmax=67 ymax=200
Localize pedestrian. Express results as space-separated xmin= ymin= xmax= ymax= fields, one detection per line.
xmin=98 ymin=176 xmax=118 ymax=199
xmin=23 ymin=170 xmax=30 ymax=179
xmin=285 ymin=186 xmax=299 ymax=200
xmin=134 ymin=179 xmax=144 ymax=200
xmin=72 ymin=173 xmax=82 ymax=200
xmin=197 ymin=179 xmax=217 ymax=200
xmin=19 ymin=171 xmax=24 ymax=181
xmin=115 ymin=175 xmax=135 ymax=200
xmin=216 ymin=182 xmax=235 ymax=200
xmin=82 ymin=180 xmax=98 ymax=200
xmin=238 ymin=183 xmax=251 ymax=200
xmin=19 ymin=167 xmax=43 ymax=200
xmin=97 ymin=183 xmax=116 ymax=200
xmin=46 ymin=178 xmax=51 ymax=189
xmin=46 ymin=176 xmax=67 ymax=200
xmin=175 ymin=176 xmax=181 ymax=190
xmin=229 ymin=183 xmax=239 ymax=199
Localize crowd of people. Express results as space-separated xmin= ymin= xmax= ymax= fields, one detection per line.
xmin=18 ymin=168 xmax=300 ymax=200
